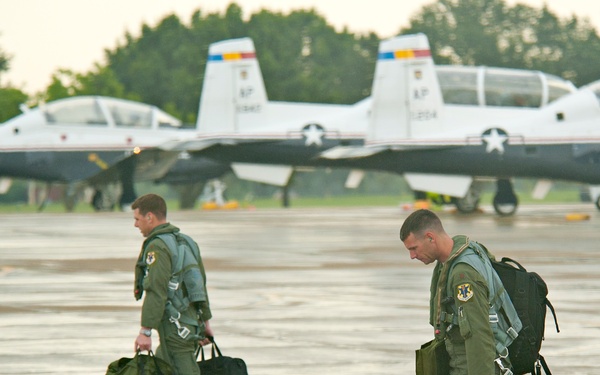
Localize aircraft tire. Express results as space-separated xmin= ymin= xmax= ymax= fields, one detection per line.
xmin=64 ymin=195 xmax=77 ymax=212
xmin=454 ymin=196 xmax=480 ymax=214
xmin=595 ymin=196 xmax=600 ymax=211
xmin=493 ymin=197 xmax=519 ymax=216
xmin=92 ymin=191 xmax=104 ymax=211
xmin=492 ymin=179 xmax=518 ymax=216
xmin=92 ymin=190 xmax=115 ymax=212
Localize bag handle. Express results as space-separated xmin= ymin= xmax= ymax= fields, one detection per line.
xmin=136 ymin=350 xmax=167 ymax=375
xmin=196 ymin=336 xmax=222 ymax=361
xmin=499 ymin=257 xmax=527 ymax=271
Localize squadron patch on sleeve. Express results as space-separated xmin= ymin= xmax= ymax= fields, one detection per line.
xmin=457 ymin=283 xmax=473 ymax=302
xmin=146 ymin=251 xmax=157 ymax=266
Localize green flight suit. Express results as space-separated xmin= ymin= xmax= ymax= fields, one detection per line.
xmin=135 ymin=223 xmax=212 ymax=375
xmin=430 ymin=235 xmax=498 ymax=375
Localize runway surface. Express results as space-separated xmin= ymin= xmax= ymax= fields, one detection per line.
xmin=0 ymin=203 xmax=598 ymax=374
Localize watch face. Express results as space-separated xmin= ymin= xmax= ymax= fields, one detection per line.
xmin=140 ymin=329 xmax=152 ymax=337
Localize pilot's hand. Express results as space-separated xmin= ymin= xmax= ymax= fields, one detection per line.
xmin=135 ymin=334 xmax=152 ymax=352
xmin=199 ymin=320 xmax=214 ymax=346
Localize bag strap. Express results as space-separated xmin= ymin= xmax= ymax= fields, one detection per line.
xmin=545 ymin=298 xmax=560 ymax=333
xmin=535 ymin=355 xmax=552 ymax=375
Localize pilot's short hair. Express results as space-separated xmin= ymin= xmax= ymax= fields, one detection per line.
xmin=131 ymin=193 xmax=167 ymax=220
xmin=400 ymin=209 xmax=444 ymax=241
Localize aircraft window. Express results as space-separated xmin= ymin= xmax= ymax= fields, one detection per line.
xmin=546 ymin=75 xmax=576 ymax=103
xmin=484 ymin=68 xmax=541 ymax=108
xmin=44 ymin=97 xmax=107 ymax=125
xmin=436 ymin=67 xmax=479 ymax=105
xmin=105 ymin=99 xmax=152 ymax=128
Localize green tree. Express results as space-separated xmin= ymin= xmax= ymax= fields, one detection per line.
xmin=248 ymin=8 xmax=378 ymax=104
xmin=45 ymin=65 xmax=128 ymax=102
xmin=107 ymin=13 xmax=204 ymax=123
xmin=0 ymin=43 xmax=11 ymax=86
xmin=0 ymin=40 xmax=29 ymax=123
xmin=86 ymin=3 xmax=379 ymax=124
xmin=45 ymin=69 xmax=74 ymax=100
xmin=402 ymin=0 xmax=600 ymax=86
xmin=0 ymin=87 xmax=28 ymax=123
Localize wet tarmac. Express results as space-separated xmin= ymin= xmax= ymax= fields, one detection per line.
xmin=0 ymin=203 xmax=598 ymax=374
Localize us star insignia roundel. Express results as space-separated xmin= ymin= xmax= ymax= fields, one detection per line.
xmin=146 ymin=251 xmax=156 ymax=265
xmin=457 ymin=283 xmax=473 ymax=302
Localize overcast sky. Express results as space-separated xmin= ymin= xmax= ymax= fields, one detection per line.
xmin=1 ymin=0 xmax=599 ymax=93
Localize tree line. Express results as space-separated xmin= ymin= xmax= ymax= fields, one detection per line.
xmin=2 ymin=0 xmax=600 ymax=125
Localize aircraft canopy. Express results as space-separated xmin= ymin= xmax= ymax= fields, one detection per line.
xmin=42 ymin=96 xmax=181 ymax=129
xmin=436 ymin=65 xmax=576 ymax=108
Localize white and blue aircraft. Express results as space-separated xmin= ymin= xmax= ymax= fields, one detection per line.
xmin=321 ymin=33 xmax=600 ymax=215
xmin=3 ymin=35 xmax=585 ymax=215
xmin=0 ymin=96 xmax=229 ymax=210
xmin=177 ymin=35 xmax=580 ymax=215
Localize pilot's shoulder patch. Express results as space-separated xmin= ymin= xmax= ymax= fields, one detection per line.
xmin=457 ymin=283 xmax=473 ymax=302
xmin=146 ymin=251 xmax=157 ymax=266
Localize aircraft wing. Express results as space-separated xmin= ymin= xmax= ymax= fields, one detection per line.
xmin=0 ymin=178 xmax=12 ymax=194
xmin=404 ymin=173 xmax=473 ymax=198
xmin=319 ymin=145 xmax=390 ymax=159
xmin=85 ymin=149 xmax=180 ymax=186
xmin=231 ymin=163 xmax=294 ymax=186
xmin=160 ymin=137 xmax=282 ymax=152
xmin=319 ymin=142 xmax=463 ymax=159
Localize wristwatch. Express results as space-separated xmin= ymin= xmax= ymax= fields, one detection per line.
xmin=139 ymin=328 xmax=152 ymax=337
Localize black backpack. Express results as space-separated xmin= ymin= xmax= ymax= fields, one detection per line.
xmin=491 ymin=257 xmax=560 ymax=375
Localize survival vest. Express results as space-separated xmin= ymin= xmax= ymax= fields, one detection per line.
xmin=451 ymin=242 xmax=559 ymax=375
xmin=157 ymin=232 xmax=208 ymax=339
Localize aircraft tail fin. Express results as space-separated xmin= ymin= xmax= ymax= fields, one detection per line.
xmin=367 ymin=33 xmax=444 ymax=145
xmin=196 ymin=38 xmax=268 ymax=134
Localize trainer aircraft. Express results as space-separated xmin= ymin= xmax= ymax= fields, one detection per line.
xmin=321 ymin=33 xmax=600 ymax=215
xmin=0 ymin=96 xmax=228 ymax=210
xmin=174 ymin=36 xmax=577 ymax=214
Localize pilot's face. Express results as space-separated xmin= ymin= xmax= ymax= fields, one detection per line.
xmin=133 ymin=208 xmax=153 ymax=237
xmin=403 ymin=232 xmax=437 ymax=265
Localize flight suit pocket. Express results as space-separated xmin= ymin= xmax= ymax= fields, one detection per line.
xmin=457 ymin=306 xmax=473 ymax=339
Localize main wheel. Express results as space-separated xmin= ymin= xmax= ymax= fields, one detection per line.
xmin=493 ymin=194 xmax=518 ymax=216
xmin=453 ymin=190 xmax=480 ymax=213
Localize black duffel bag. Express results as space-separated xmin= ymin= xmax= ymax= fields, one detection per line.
xmin=196 ymin=337 xmax=248 ymax=375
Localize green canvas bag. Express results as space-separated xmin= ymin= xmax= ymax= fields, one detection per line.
xmin=105 ymin=350 xmax=173 ymax=375
xmin=416 ymin=338 xmax=450 ymax=375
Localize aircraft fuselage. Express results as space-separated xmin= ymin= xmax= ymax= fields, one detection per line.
xmin=353 ymin=143 xmax=600 ymax=185
xmin=0 ymin=150 xmax=132 ymax=182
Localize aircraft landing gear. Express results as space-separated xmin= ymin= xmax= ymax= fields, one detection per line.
xmin=177 ymin=182 xmax=205 ymax=209
xmin=452 ymin=185 xmax=481 ymax=214
xmin=586 ymin=186 xmax=600 ymax=211
xmin=91 ymin=184 xmax=119 ymax=211
xmin=493 ymin=179 xmax=518 ymax=216
xmin=63 ymin=184 xmax=79 ymax=212
xmin=118 ymin=157 xmax=137 ymax=211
